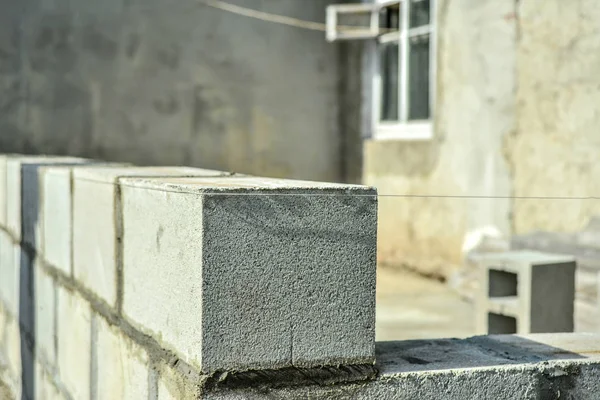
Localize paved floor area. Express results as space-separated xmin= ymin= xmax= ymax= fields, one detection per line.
xmin=376 ymin=265 xmax=600 ymax=342
xmin=376 ymin=266 xmax=475 ymax=341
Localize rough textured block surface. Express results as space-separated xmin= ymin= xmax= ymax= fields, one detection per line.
xmin=35 ymin=362 xmax=63 ymax=400
xmin=96 ymin=316 xmax=149 ymax=400
xmin=121 ymin=176 xmax=377 ymax=373
xmin=57 ymin=287 xmax=91 ymax=400
xmin=72 ymin=166 xmax=223 ymax=306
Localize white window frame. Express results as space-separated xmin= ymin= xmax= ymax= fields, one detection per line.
xmin=326 ymin=3 xmax=379 ymax=42
xmin=326 ymin=0 xmax=437 ymax=141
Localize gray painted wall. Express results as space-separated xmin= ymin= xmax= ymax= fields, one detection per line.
xmin=0 ymin=0 xmax=362 ymax=182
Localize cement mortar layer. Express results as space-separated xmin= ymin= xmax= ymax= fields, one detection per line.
xmin=201 ymin=333 xmax=600 ymax=399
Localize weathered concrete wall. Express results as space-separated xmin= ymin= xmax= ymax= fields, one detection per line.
xmin=510 ymin=0 xmax=600 ymax=234
xmin=364 ymin=0 xmax=516 ymax=277
xmin=0 ymin=0 xmax=362 ymax=182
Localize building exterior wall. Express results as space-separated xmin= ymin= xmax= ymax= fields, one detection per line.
xmin=364 ymin=0 xmax=516 ymax=276
xmin=0 ymin=0 xmax=361 ymax=182
xmin=511 ymin=0 xmax=600 ymax=234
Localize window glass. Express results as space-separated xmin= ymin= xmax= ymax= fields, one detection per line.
xmin=380 ymin=4 xmax=401 ymax=30
xmin=410 ymin=0 xmax=430 ymax=28
xmin=380 ymin=41 xmax=400 ymax=121
xmin=408 ymin=35 xmax=430 ymax=120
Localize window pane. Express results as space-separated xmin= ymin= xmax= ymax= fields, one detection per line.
xmin=380 ymin=4 xmax=400 ymax=30
xmin=410 ymin=0 xmax=430 ymax=28
xmin=380 ymin=41 xmax=400 ymax=121
xmin=408 ymin=35 xmax=430 ymax=120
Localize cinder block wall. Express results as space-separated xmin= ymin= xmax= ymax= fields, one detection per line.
xmin=3 ymin=153 xmax=600 ymax=400
xmin=0 ymin=154 xmax=378 ymax=400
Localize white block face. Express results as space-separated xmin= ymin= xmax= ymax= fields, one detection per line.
xmin=73 ymin=176 xmax=118 ymax=305
xmin=6 ymin=156 xmax=85 ymax=242
xmin=121 ymin=176 xmax=377 ymax=373
xmin=43 ymin=167 xmax=74 ymax=275
xmin=122 ymin=184 xmax=205 ymax=367
xmin=3 ymin=313 xmax=21 ymax=388
xmin=96 ymin=317 xmax=149 ymax=400
xmin=0 ymin=156 xmax=11 ymax=229
xmin=0 ymin=231 xmax=17 ymax=316
xmin=6 ymin=159 xmax=21 ymax=239
xmin=35 ymin=267 xmax=57 ymax=367
xmin=72 ymin=166 xmax=223 ymax=306
xmin=57 ymin=288 xmax=91 ymax=400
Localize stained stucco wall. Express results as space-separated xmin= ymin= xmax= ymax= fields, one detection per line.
xmin=510 ymin=0 xmax=600 ymax=234
xmin=366 ymin=0 xmax=600 ymax=276
xmin=0 ymin=0 xmax=361 ymax=182
xmin=364 ymin=0 xmax=516 ymax=276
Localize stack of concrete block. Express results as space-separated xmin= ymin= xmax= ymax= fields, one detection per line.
xmin=475 ymin=250 xmax=576 ymax=335
xmin=0 ymin=154 xmax=378 ymax=399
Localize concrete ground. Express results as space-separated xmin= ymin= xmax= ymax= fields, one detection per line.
xmin=376 ymin=266 xmax=475 ymax=341
xmin=376 ymin=265 xmax=600 ymax=342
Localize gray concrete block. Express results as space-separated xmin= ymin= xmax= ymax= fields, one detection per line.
xmin=475 ymin=251 xmax=576 ymax=334
xmin=57 ymin=286 xmax=92 ymax=400
xmin=6 ymin=155 xmax=85 ymax=243
xmin=96 ymin=316 xmax=149 ymax=400
xmin=72 ymin=166 xmax=224 ymax=306
xmin=121 ymin=176 xmax=377 ymax=373
xmin=35 ymin=267 xmax=57 ymax=368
